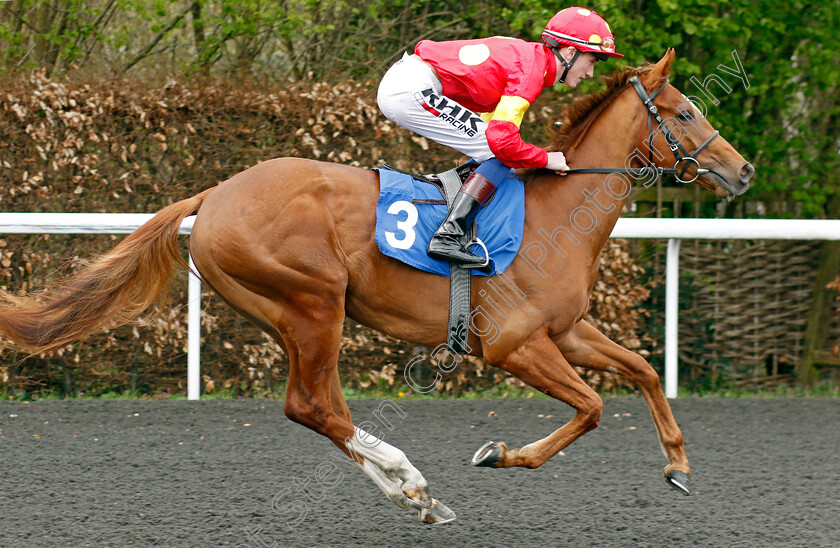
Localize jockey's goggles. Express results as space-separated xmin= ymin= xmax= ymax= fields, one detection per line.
xmin=543 ymin=30 xmax=616 ymax=54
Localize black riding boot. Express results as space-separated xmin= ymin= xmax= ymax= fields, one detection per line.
xmin=427 ymin=172 xmax=496 ymax=270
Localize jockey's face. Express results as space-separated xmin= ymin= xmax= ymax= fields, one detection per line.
xmin=557 ymin=48 xmax=599 ymax=88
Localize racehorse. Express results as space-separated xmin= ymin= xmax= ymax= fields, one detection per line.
xmin=0 ymin=50 xmax=752 ymax=524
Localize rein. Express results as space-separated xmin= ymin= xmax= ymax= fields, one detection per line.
xmin=563 ymin=76 xmax=719 ymax=184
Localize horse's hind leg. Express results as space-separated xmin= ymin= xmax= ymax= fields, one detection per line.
xmin=278 ymin=294 xmax=438 ymax=508
xmin=472 ymin=329 xmax=604 ymax=469
xmin=555 ymin=319 xmax=691 ymax=494
xmin=281 ymin=303 xmax=456 ymax=522
xmin=193 ymin=252 xmax=454 ymax=522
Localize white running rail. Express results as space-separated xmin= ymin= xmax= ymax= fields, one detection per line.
xmin=0 ymin=213 xmax=200 ymax=399
xmin=612 ymin=218 xmax=840 ymax=398
xmin=1 ymin=213 xmax=839 ymax=399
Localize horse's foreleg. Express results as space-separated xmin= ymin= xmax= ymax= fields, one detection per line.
xmin=555 ymin=319 xmax=691 ymax=494
xmin=473 ymin=330 xmax=603 ymax=469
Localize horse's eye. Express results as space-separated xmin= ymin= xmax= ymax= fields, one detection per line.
xmin=677 ymin=110 xmax=694 ymax=121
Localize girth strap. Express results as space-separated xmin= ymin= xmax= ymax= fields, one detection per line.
xmin=437 ymin=168 xmax=471 ymax=355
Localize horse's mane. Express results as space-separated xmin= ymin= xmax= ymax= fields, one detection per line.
xmin=520 ymin=63 xmax=665 ymax=183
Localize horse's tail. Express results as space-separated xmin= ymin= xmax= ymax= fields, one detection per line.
xmin=0 ymin=187 xmax=217 ymax=354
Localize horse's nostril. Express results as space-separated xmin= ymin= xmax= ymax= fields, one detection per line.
xmin=740 ymin=163 xmax=755 ymax=183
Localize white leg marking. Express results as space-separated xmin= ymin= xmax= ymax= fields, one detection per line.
xmin=345 ymin=427 xmax=427 ymax=488
xmin=342 ymin=428 xmax=455 ymax=523
xmin=355 ymin=459 xmax=416 ymax=510
xmin=344 ymin=427 xmax=429 ymax=508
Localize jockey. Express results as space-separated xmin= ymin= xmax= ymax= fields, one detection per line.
xmin=377 ymin=7 xmax=623 ymax=269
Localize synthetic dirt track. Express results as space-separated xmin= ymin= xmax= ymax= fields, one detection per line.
xmin=1 ymin=397 xmax=838 ymax=547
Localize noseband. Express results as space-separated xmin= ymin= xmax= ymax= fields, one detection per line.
xmin=563 ymin=76 xmax=719 ymax=184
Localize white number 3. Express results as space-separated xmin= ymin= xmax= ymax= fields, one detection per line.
xmin=384 ymin=200 xmax=419 ymax=250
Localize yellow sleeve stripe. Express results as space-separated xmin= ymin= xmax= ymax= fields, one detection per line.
xmin=490 ymin=95 xmax=531 ymax=127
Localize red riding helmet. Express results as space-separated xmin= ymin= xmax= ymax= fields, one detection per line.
xmin=542 ymin=7 xmax=623 ymax=61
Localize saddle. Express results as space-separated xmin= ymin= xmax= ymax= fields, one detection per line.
xmin=380 ymin=160 xmax=477 ymax=198
xmin=379 ymin=160 xmax=482 ymax=355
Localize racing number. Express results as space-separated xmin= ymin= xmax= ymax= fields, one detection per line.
xmin=384 ymin=200 xmax=418 ymax=250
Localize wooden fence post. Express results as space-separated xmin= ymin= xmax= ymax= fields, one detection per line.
xmin=799 ymin=241 xmax=840 ymax=384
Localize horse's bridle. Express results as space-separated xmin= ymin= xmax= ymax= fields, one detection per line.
xmin=563 ymin=76 xmax=719 ymax=184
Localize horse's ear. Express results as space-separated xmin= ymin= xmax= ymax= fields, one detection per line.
xmin=649 ymin=48 xmax=676 ymax=79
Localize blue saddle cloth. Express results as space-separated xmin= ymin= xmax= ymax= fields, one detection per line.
xmin=373 ymin=168 xmax=525 ymax=277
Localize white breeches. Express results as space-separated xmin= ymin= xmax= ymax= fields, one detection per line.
xmin=377 ymin=53 xmax=494 ymax=162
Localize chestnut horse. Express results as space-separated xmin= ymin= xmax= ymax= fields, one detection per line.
xmin=0 ymin=51 xmax=752 ymax=523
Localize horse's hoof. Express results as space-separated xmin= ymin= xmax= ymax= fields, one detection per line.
xmin=420 ymin=499 xmax=457 ymax=525
xmin=471 ymin=440 xmax=503 ymax=467
xmin=666 ymin=470 xmax=692 ymax=495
